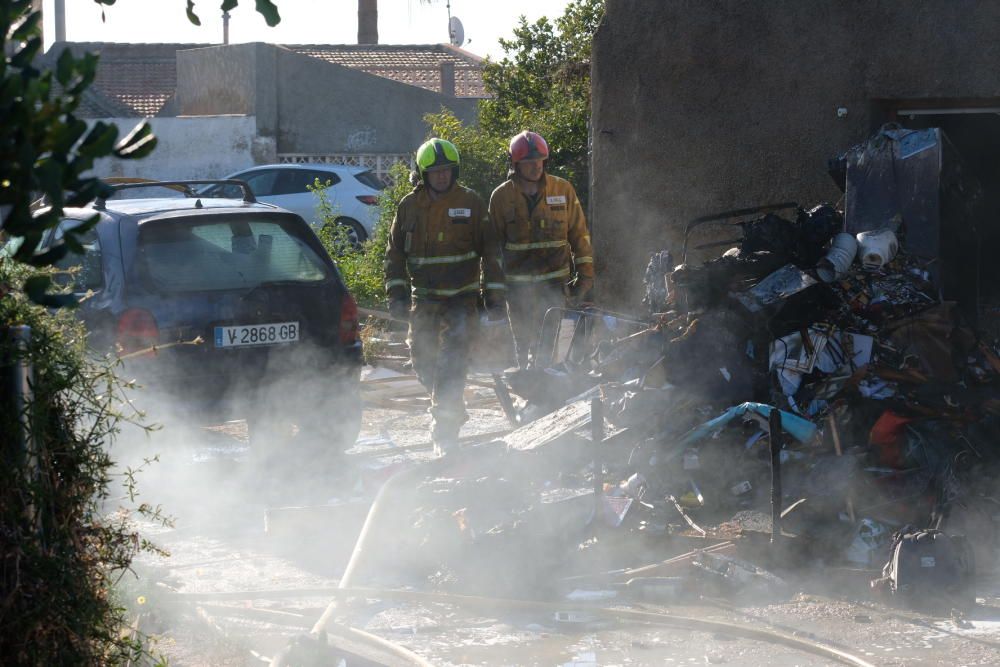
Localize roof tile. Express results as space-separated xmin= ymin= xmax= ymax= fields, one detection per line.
xmin=286 ymin=44 xmax=485 ymax=96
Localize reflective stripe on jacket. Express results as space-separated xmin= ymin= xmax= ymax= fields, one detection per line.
xmin=488 ymin=174 xmax=594 ymax=286
xmin=384 ymin=184 xmax=505 ymax=302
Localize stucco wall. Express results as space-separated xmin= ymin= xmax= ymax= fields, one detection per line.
xmin=90 ymin=115 xmax=268 ymax=181
xmin=590 ymin=0 xmax=1000 ymax=307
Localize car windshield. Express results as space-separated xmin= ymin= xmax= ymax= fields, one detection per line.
xmin=353 ymin=170 xmax=385 ymax=190
xmin=137 ymin=218 xmax=330 ymax=292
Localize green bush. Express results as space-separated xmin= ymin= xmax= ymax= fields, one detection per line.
xmin=308 ymin=164 xmax=413 ymax=365
xmin=310 ymin=162 xmax=412 ymax=309
xmin=0 ymin=258 xmax=166 ymax=665
xmin=423 ymin=0 xmax=604 ymax=207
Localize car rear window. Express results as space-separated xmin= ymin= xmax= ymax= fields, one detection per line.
xmin=138 ymin=218 xmax=330 ymax=292
xmin=353 ymin=170 xmax=385 ymax=190
xmin=276 ymin=169 xmax=340 ymax=194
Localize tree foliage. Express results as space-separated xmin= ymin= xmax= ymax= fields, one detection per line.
xmin=2 ymin=2 xmax=283 ymax=303
xmin=0 ymin=2 xmax=156 ymax=305
xmin=0 ymin=2 xmax=280 ymax=662
xmin=92 ymin=0 xmax=281 ymax=27
xmin=439 ymin=0 xmax=605 ymax=204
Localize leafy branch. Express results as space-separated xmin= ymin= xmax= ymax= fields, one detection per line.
xmin=92 ymin=0 xmax=282 ymax=27
xmin=1 ymin=2 xmax=157 ymax=305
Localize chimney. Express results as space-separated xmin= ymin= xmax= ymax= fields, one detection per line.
xmin=358 ymin=0 xmax=378 ymax=45
xmin=439 ymin=61 xmax=455 ymax=97
xmin=54 ymin=0 xmax=66 ymax=42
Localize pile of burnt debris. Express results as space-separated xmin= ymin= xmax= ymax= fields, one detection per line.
xmin=372 ymin=127 xmax=999 ymax=613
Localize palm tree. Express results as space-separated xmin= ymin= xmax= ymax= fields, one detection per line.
xmin=358 ymin=0 xmax=437 ymax=44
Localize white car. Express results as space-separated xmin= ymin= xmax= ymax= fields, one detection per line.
xmin=205 ymin=164 xmax=384 ymax=245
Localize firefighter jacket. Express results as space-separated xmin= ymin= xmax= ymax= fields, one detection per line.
xmin=384 ymin=183 xmax=505 ymax=303
xmin=488 ymin=174 xmax=594 ymax=287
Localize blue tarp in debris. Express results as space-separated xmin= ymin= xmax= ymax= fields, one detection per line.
xmin=675 ymin=402 xmax=819 ymax=449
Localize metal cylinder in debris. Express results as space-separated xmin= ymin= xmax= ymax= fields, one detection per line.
xmin=2 ymin=326 xmax=33 ymax=453
xmin=768 ymin=408 xmax=782 ymax=545
xmin=816 ymin=232 xmax=858 ymax=282
xmin=591 ymin=397 xmax=604 ymax=520
xmin=855 ymin=228 xmax=899 ymax=271
xmin=2 ymin=326 xmax=39 ymax=537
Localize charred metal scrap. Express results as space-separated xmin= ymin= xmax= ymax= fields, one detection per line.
xmin=466 ymin=126 xmax=996 ymax=609
xmin=374 ymin=126 xmax=995 ymax=613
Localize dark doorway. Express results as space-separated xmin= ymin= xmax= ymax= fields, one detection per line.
xmin=897 ymin=109 xmax=1000 ymax=228
xmin=893 ymin=108 xmax=1000 ymax=327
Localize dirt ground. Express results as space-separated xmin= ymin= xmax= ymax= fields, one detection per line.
xmin=120 ymin=367 xmax=1000 ymax=667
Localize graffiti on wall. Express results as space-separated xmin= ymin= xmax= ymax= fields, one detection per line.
xmin=346 ymin=127 xmax=377 ymax=152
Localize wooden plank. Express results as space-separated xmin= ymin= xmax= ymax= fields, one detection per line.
xmin=362 ymin=375 xmax=419 ymax=385
xmin=504 ymin=399 xmax=592 ymax=452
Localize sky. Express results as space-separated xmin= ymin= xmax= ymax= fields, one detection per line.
xmin=44 ymin=0 xmax=574 ymax=59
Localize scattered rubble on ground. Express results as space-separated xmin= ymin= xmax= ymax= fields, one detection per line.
xmin=155 ymin=126 xmax=1000 ymax=664
xmin=362 ymin=126 xmax=1000 ymax=620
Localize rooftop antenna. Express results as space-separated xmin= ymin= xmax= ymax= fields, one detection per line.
xmin=447 ymin=1 xmax=465 ymax=47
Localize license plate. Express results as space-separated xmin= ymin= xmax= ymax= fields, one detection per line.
xmin=214 ymin=322 xmax=299 ymax=348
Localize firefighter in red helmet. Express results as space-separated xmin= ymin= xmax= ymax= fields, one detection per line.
xmin=488 ymin=131 xmax=594 ymax=367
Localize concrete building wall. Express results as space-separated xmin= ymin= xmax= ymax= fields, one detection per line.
xmin=90 ymin=115 xmax=268 ymax=181
xmin=272 ymin=48 xmax=478 ymax=155
xmin=175 ymin=44 xmax=259 ymax=117
xmin=590 ymin=0 xmax=1000 ymax=307
xmin=176 ymin=43 xmax=478 ymax=157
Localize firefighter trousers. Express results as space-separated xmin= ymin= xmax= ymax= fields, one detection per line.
xmin=507 ymin=281 xmax=567 ymax=368
xmin=407 ymin=296 xmax=478 ymax=443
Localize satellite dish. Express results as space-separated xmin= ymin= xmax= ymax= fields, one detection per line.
xmin=449 ymin=16 xmax=465 ymax=46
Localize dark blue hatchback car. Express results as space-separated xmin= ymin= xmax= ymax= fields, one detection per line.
xmin=35 ymin=180 xmax=363 ymax=458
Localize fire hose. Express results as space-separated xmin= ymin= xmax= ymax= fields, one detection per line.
xmin=207 ymin=584 xmax=878 ymax=667
xmin=263 ymin=439 xmax=876 ymax=667
xmin=270 ymin=446 xmax=486 ymax=667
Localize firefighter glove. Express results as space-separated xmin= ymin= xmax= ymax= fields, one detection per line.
xmin=569 ymin=277 xmax=594 ymax=307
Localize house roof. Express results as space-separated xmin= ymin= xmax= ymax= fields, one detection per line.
xmin=43 ymin=41 xmax=487 ymax=118
xmin=44 ymin=42 xmax=208 ymax=118
xmin=286 ymin=44 xmax=486 ymax=97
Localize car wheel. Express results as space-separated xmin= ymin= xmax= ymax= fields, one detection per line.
xmin=334 ymin=217 xmax=368 ymax=250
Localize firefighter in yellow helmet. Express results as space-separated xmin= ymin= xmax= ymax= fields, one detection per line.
xmin=488 ymin=131 xmax=594 ymax=368
xmin=384 ymin=138 xmax=506 ymax=455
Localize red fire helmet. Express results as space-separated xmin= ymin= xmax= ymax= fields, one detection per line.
xmin=509 ymin=131 xmax=550 ymax=162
